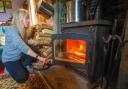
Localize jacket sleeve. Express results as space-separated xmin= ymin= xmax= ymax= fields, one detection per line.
xmin=11 ymin=29 xmax=29 ymax=54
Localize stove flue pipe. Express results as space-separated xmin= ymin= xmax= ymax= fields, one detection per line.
xmin=66 ymin=0 xmax=87 ymax=23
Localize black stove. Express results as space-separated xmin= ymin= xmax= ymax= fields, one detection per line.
xmin=52 ymin=20 xmax=112 ymax=84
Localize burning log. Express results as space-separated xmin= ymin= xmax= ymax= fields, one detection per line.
xmin=66 ymin=53 xmax=85 ymax=63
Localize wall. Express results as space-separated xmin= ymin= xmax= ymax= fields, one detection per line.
xmin=53 ymin=0 xmax=66 ymax=34
xmin=0 ymin=0 xmax=24 ymax=22
xmin=117 ymin=11 xmax=128 ymax=89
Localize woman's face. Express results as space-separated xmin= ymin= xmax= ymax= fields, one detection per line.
xmin=23 ymin=15 xmax=30 ymax=28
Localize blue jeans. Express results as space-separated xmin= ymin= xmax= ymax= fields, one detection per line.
xmin=4 ymin=45 xmax=39 ymax=83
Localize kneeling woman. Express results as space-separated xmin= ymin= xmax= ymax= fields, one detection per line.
xmin=2 ymin=9 xmax=47 ymax=83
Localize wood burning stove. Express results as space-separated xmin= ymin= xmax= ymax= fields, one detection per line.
xmin=52 ymin=20 xmax=112 ymax=84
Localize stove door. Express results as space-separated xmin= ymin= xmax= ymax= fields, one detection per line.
xmin=52 ymin=33 xmax=92 ymax=66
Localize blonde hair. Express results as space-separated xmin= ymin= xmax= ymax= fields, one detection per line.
xmin=12 ymin=9 xmax=29 ymax=37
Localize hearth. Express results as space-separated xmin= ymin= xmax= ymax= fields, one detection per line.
xmin=52 ymin=20 xmax=112 ymax=84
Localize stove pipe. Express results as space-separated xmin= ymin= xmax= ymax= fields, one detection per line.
xmin=66 ymin=0 xmax=86 ymax=23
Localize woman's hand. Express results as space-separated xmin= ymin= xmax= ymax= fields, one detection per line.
xmin=38 ymin=56 xmax=48 ymax=65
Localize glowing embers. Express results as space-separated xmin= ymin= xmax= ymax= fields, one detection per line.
xmin=66 ymin=39 xmax=86 ymax=64
xmin=55 ymin=39 xmax=86 ymax=64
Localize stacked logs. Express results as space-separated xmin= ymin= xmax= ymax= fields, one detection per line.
xmin=28 ymin=24 xmax=53 ymax=59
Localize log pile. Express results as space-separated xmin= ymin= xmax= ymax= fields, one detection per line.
xmin=28 ymin=24 xmax=53 ymax=59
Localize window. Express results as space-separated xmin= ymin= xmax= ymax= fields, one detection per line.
xmin=0 ymin=1 xmax=5 ymax=13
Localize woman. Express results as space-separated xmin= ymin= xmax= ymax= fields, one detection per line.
xmin=2 ymin=9 xmax=47 ymax=83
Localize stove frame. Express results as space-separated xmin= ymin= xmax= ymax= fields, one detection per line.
xmin=52 ymin=20 xmax=112 ymax=83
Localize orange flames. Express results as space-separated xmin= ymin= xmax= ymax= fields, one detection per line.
xmin=66 ymin=39 xmax=86 ymax=64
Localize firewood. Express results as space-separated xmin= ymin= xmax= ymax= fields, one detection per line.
xmin=27 ymin=39 xmax=39 ymax=46
xmin=38 ymin=33 xmax=52 ymax=37
xmin=40 ymin=47 xmax=52 ymax=57
xmin=37 ymin=37 xmax=52 ymax=41
xmin=34 ymin=24 xmax=53 ymax=31
xmin=39 ymin=41 xmax=52 ymax=46
xmin=28 ymin=38 xmax=52 ymax=46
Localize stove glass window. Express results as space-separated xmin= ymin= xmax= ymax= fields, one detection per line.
xmin=54 ymin=39 xmax=86 ymax=64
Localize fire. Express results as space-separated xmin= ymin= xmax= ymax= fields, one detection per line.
xmin=66 ymin=39 xmax=86 ymax=64
xmin=74 ymin=50 xmax=85 ymax=56
xmin=80 ymin=45 xmax=83 ymax=50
